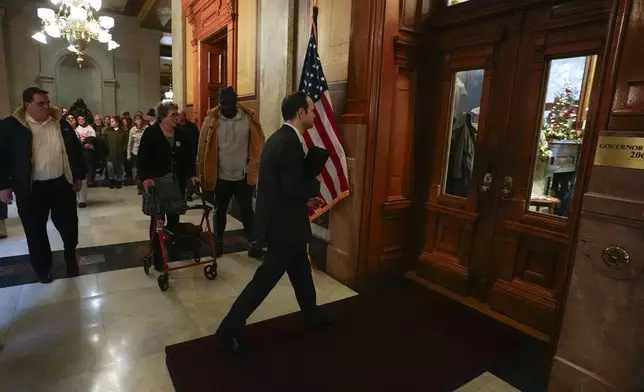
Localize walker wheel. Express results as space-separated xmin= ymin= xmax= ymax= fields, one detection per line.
xmin=158 ymin=273 xmax=170 ymax=291
xmin=204 ymin=264 xmax=217 ymax=280
xmin=143 ymin=255 xmax=151 ymax=275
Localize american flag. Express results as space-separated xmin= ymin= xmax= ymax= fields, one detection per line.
xmin=298 ymin=5 xmax=350 ymax=220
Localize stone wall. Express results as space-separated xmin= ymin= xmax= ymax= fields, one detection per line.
xmin=1 ymin=1 xmax=161 ymax=117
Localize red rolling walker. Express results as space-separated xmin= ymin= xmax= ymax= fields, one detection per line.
xmin=143 ymin=191 xmax=218 ymax=291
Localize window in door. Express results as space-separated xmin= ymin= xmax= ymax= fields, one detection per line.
xmin=528 ymin=55 xmax=598 ymax=218
xmin=443 ymin=69 xmax=484 ymax=198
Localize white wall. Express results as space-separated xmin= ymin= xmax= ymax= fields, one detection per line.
xmin=2 ymin=1 xmax=162 ymax=116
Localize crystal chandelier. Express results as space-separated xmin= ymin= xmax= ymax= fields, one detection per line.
xmin=32 ymin=0 xmax=120 ymax=67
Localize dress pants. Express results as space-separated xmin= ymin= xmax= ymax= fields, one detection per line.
xmin=16 ymin=177 xmax=78 ymax=277
xmin=0 ymin=202 xmax=7 ymax=220
xmin=217 ymin=243 xmax=317 ymax=337
xmin=212 ymin=178 xmax=255 ymax=242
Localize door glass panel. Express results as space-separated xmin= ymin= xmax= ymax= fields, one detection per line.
xmin=528 ymin=55 xmax=597 ymax=218
xmin=443 ymin=69 xmax=484 ymax=198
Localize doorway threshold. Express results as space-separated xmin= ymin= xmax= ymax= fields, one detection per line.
xmin=406 ymin=271 xmax=550 ymax=342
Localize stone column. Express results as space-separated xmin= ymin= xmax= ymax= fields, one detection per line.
xmin=101 ymin=78 xmax=117 ymax=115
xmin=138 ymin=29 xmax=163 ymax=111
xmin=549 ymin=0 xmax=644 ymax=390
xmin=171 ymin=0 xmax=185 ymax=107
xmin=0 ymin=6 xmax=12 ymax=114
xmin=258 ymin=0 xmax=295 ymax=137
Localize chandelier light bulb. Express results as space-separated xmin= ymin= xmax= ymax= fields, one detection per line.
xmin=44 ymin=24 xmax=62 ymax=38
xmin=68 ymin=6 xmax=87 ymax=22
xmin=107 ymin=40 xmax=120 ymax=51
xmin=98 ymin=16 xmax=115 ymax=30
xmin=31 ymin=31 xmax=48 ymax=44
xmin=97 ymin=31 xmax=112 ymax=43
xmin=50 ymin=0 xmax=61 ymax=5
xmin=88 ymin=21 xmax=100 ymax=34
xmin=67 ymin=45 xmax=79 ymax=53
xmin=37 ymin=8 xmax=56 ymax=21
xmin=89 ymin=0 xmax=102 ymax=11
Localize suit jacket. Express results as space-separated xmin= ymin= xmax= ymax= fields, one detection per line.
xmin=0 ymin=106 xmax=85 ymax=198
xmin=254 ymin=124 xmax=320 ymax=246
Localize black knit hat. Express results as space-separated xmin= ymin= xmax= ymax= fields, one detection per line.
xmin=219 ymin=86 xmax=237 ymax=101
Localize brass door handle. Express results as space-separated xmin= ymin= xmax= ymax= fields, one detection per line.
xmin=480 ymin=173 xmax=492 ymax=193
xmin=501 ymin=176 xmax=513 ymax=199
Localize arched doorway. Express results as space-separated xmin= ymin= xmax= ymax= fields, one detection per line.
xmin=56 ymin=54 xmax=102 ymax=113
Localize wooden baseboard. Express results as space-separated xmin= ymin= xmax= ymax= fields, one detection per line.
xmin=406 ymin=271 xmax=550 ymax=342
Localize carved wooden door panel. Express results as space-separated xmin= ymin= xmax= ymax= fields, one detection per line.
xmin=417 ymin=15 xmax=521 ymax=300
xmin=487 ymin=1 xmax=611 ymax=334
xmin=199 ymin=42 xmax=226 ymax=121
xmin=418 ymin=0 xmax=611 ymax=335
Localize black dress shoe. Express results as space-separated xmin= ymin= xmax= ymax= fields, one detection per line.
xmin=78 ymin=202 xmax=87 ymax=208
xmin=214 ymin=332 xmax=250 ymax=355
xmin=116 ymin=182 xmax=122 ymax=189
xmin=37 ymin=273 xmax=54 ymax=284
xmin=109 ymin=180 xmax=115 ymax=189
xmin=247 ymin=242 xmax=264 ymax=259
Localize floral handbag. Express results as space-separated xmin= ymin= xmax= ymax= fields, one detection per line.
xmin=142 ymin=173 xmax=188 ymax=216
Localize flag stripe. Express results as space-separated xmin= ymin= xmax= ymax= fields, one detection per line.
xmin=305 ymin=124 xmax=342 ymax=194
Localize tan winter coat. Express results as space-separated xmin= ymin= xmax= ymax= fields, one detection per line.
xmin=198 ymin=104 xmax=265 ymax=191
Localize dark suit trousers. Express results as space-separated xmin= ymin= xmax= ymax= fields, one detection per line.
xmin=218 ymin=243 xmax=317 ymax=336
xmin=16 ymin=177 xmax=78 ymax=276
xmin=211 ymin=178 xmax=255 ymax=242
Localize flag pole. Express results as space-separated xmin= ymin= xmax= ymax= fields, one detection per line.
xmin=308 ymin=0 xmax=319 ymax=271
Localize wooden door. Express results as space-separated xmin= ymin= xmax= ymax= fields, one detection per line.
xmin=417 ymin=0 xmax=611 ymax=335
xmin=199 ymin=42 xmax=226 ymax=121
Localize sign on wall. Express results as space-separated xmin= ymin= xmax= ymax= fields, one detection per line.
xmin=594 ymin=135 xmax=644 ymax=169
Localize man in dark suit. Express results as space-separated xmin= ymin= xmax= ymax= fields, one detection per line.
xmin=214 ymin=92 xmax=330 ymax=354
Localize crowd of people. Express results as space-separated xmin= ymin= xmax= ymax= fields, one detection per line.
xmin=59 ymin=99 xmax=200 ymax=205
xmin=0 ymin=86 xmax=330 ymax=354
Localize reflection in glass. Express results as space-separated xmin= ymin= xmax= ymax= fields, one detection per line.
xmin=529 ymin=56 xmax=597 ymax=218
xmin=444 ymin=69 xmax=484 ymax=198
xmin=448 ymin=0 xmax=470 ymax=5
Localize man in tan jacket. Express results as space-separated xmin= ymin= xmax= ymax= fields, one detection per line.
xmin=198 ymin=87 xmax=265 ymax=258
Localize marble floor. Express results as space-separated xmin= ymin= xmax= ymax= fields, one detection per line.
xmin=0 ymin=186 xmax=527 ymax=391
xmin=455 ymin=373 xmax=521 ymax=392
xmin=0 ymin=253 xmax=358 ymax=392
xmin=0 ymin=186 xmax=243 ymax=259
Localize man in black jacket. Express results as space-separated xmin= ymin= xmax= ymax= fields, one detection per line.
xmin=0 ymin=87 xmax=85 ymax=283
xmin=214 ymin=92 xmax=331 ymax=354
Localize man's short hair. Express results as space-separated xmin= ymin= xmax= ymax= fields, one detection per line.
xmin=22 ymin=87 xmax=48 ymax=104
xmin=281 ymin=91 xmax=309 ymax=121
xmin=156 ymin=101 xmax=179 ymax=122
